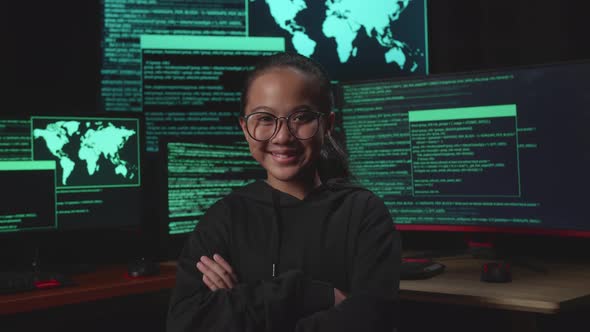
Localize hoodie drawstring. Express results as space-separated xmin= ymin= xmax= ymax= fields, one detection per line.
xmin=271 ymin=190 xmax=282 ymax=278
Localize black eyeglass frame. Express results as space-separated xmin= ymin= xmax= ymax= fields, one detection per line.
xmin=241 ymin=110 xmax=327 ymax=142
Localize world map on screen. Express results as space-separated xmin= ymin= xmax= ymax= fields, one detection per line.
xmin=32 ymin=119 xmax=139 ymax=187
xmin=250 ymin=0 xmax=427 ymax=79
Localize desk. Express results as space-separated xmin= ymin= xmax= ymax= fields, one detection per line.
xmin=399 ymin=257 xmax=590 ymax=331
xmin=0 ymin=261 xmax=177 ymax=315
xmin=2 ymin=259 xmax=589 ymax=331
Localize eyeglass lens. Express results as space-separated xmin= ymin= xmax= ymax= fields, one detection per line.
xmin=246 ymin=111 xmax=320 ymax=141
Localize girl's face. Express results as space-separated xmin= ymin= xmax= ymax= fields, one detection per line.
xmin=240 ymin=67 xmax=334 ymax=187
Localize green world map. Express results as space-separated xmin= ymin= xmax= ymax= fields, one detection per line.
xmin=258 ymin=0 xmax=421 ymax=72
xmin=33 ymin=121 xmax=137 ymax=186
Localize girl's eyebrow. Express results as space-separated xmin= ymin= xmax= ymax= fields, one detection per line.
xmin=292 ymin=105 xmax=314 ymax=111
xmin=249 ymin=106 xmax=275 ymax=113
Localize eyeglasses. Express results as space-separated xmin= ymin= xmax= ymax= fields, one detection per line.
xmin=242 ymin=110 xmax=325 ymax=142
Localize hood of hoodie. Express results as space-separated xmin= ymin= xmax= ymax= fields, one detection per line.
xmin=231 ymin=178 xmax=367 ymax=207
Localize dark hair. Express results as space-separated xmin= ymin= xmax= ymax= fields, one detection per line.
xmin=240 ymin=52 xmax=353 ymax=182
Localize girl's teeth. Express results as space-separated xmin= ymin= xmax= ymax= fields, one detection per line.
xmin=273 ymin=153 xmax=292 ymax=159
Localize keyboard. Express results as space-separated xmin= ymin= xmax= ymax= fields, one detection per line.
xmin=0 ymin=271 xmax=74 ymax=294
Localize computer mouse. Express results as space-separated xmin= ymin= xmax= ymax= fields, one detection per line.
xmin=481 ymin=262 xmax=511 ymax=283
xmin=127 ymin=258 xmax=160 ymax=278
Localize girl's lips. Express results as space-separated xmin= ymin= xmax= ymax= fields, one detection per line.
xmin=270 ymin=151 xmax=298 ymax=164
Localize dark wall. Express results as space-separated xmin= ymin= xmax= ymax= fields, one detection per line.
xmin=5 ymin=1 xmax=101 ymax=114
xmin=428 ymin=0 xmax=590 ymax=73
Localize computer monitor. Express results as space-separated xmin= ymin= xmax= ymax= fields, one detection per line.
xmin=0 ymin=161 xmax=57 ymax=233
xmin=248 ymin=0 xmax=429 ymax=80
xmin=0 ymin=113 xmax=145 ymax=266
xmin=339 ymin=60 xmax=590 ymax=238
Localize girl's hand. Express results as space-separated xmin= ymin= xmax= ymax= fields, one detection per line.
xmin=334 ymin=288 xmax=348 ymax=306
xmin=196 ymin=254 xmax=238 ymax=291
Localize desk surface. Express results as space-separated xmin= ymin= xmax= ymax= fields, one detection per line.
xmin=2 ymin=259 xmax=590 ymax=316
xmin=400 ymin=256 xmax=590 ymax=314
xmin=0 ymin=262 xmax=177 ymax=315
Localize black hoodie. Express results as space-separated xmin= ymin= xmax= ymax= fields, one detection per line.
xmin=167 ymin=179 xmax=400 ymax=332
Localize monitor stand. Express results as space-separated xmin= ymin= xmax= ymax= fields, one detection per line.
xmin=30 ymin=246 xmax=81 ymax=283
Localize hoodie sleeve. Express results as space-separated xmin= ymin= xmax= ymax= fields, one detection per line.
xmin=294 ymin=193 xmax=401 ymax=332
xmin=166 ymin=200 xmax=334 ymax=332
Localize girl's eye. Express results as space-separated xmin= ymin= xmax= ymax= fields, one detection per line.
xmin=259 ymin=116 xmax=275 ymax=122
xmin=292 ymin=112 xmax=314 ymax=122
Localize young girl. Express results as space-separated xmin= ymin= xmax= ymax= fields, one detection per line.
xmin=167 ymin=53 xmax=400 ymax=332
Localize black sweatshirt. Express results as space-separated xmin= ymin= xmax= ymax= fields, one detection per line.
xmin=167 ymin=179 xmax=401 ymax=332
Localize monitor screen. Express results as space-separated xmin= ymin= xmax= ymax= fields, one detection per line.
xmin=339 ymin=61 xmax=590 ymax=237
xmin=0 ymin=161 xmax=57 ymax=233
xmin=163 ymin=140 xmax=265 ymax=237
xmin=140 ymin=35 xmax=285 ymax=153
xmin=248 ymin=0 xmax=429 ymax=79
xmin=0 ymin=114 xmax=143 ymax=232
